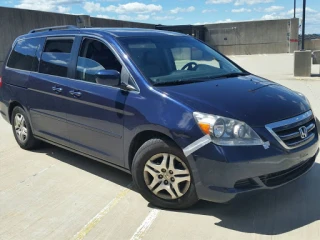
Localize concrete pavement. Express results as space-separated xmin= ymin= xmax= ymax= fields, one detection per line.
xmin=1 ymin=53 xmax=320 ymax=240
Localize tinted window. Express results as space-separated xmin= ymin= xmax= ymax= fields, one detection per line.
xmin=76 ymin=38 xmax=122 ymax=83
xmin=39 ymin=53 xmax=71 ymax=78
xmin=39 ymin=38 xmax=74 ymax=77
xmin=44 ymin=39 xmax=73 ymax=53
xmin=7 ymin=38 xmax=43 ymax=71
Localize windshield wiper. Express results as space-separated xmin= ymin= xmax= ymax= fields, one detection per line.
xmin=211 ymin=72 xmax=250 ymax=79
xmin=153 ymin=79 xmax=205 ymax=86
xmin=152 ymin=72 xmax=250 ymax=86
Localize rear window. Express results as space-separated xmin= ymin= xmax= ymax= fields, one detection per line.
xmin=7 ymin=38 xmax=43 ymax=71
xmin=39 ymin=38 xmax=74 ymax=78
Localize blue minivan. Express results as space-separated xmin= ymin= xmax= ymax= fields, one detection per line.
xmin=0 ymin=26 xmax=319 ymax=209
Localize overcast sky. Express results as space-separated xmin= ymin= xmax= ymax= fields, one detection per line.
xmin=2 ymin=0 xmax=320 ymax=33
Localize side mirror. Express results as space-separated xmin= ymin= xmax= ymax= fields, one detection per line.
xmin=95 ymin=70 xmax=120 ymax=87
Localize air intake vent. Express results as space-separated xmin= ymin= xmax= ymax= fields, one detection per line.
xmin=234 ymin=178 xmax=259 ymax=190
xmin=259 ymin=157 xmax=315 ymax=187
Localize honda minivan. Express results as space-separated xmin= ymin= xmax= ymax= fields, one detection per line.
xmin=0 ymin=26 xmax=318 ymax=209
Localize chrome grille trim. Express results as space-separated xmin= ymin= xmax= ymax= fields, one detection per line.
xmin=286 ymin=133 xmax=315 ymax=147
xmin=265 ymin=110 xmax=314 ymax=150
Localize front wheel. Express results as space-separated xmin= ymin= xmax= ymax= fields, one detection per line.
xmin=132 ymin=138 xmax=198 ymax=209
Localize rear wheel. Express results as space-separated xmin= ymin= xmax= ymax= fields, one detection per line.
xmin=132 ymin=138 xmax=198 ymax=209
xmin=11 ymin=106 xmax=40 ymax=150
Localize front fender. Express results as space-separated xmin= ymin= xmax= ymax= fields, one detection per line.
xmin=123 ymin=90 xmax=206 ymax=169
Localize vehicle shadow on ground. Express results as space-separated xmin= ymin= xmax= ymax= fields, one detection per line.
xmin=176 ymin=162 xmax=320 ymax=235
xmin=33 ymin=135 xmax=320 ymax=236
xmin=32 ymin=143 xmax=133 ymax=190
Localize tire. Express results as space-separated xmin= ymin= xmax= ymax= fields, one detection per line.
xmin=132 ymin=138 xmax=198 ymax=209
xmin=11 ymin=106 xmax=40 ymax=150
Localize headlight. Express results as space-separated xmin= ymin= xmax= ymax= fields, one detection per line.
xmin=193 ymin=112 xmax=264 ymax=146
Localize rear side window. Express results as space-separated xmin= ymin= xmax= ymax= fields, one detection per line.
xmin=39 ymin=38 xmax=74 ymax=77
xmin=7 ymin=38 xmax=43 ymax=71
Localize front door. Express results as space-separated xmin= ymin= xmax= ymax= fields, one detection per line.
xmin=65 ymin=37 xmax=127 ymax=166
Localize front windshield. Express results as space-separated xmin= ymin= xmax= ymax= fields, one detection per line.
xmin=117 ymin=35 xmax=245 ymax=86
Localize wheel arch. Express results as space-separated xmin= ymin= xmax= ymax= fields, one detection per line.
xmin=8 ymin=101 xmax=34 ymax=131
xmin=8 ymin=101 xmax=24 ymax=124
xmin=127 ymin=129 xmax=182 ymax=171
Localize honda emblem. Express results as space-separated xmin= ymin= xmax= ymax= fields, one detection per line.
xmin=299 ymin=126 xmax=308 ymax=139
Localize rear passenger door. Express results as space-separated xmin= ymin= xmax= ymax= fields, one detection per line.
xmin=65 ymin=37 xmax=126 ymax=166
xmin=27 ymin=37 xmax=75 ymax=146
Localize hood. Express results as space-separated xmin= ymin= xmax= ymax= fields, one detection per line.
xmin=159 ymin=75 xmax=310 ymax=127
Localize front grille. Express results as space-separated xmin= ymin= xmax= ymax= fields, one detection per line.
xmin=259 ymin=157 xmax=315 ymax=187
xmin=266 ymin=110 xmax=317 ymax=149
xmin=275 ymin=119 xmax=316 ymax=147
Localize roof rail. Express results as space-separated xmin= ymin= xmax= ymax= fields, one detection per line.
xmin=29 ymin=25 xmax=78 ymax=34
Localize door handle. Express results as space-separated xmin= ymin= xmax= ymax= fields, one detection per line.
xmin=52 ymin=86 xmax=63 ymax=93
xmin=69 ymin=90 xmax=82 ymax=97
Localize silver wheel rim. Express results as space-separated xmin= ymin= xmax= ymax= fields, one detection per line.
xmin=14 ymin=113 xmax=28 ymax=142
xmin=143 ymin=153 xmax=191 ymax=200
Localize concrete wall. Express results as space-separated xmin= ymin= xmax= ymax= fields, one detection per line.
xmin=204 ymin=18 xmax=299 ymax=55
xmin=288 ymin=18 xmax=299 ymax=53
xmin=0 ymin=7 xmax=76 ymax=69
xmin=0 ymin=6 xmax=300 ymax=70
xmin=90 ymin=17 xmax=154 ymax=29
xmin=0 ymin=7 xmax=155 ymax=71
xmin=304 ymin=39 xmax=320 ymax=51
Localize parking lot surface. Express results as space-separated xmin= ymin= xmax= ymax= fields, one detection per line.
xmin=1 ymin=54 xmax=320 ymax=240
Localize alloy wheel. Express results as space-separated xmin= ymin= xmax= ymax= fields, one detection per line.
xmin=14 ymin=113 xmax=28 ymax=142
xmin=143 ymin=153 xmax=191 ymax=200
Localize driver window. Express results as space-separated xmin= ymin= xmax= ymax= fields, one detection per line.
xmin=171 ymin=46 xmax=220 ymax=70
xmin=76 ymin=38 xmax=122 ymax=84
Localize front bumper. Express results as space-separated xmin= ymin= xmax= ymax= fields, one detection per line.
xmin=187 ymin=135 xmax=319 ymax=203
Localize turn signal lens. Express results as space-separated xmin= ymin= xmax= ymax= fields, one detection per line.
xmin=198 ymin=122 xmax=211 ymax=135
